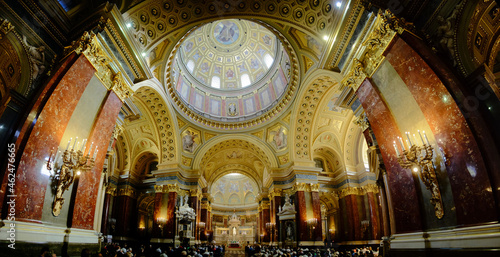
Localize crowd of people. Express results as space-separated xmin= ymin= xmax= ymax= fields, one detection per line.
xmin=38 ymin=243 xmax=379 ymax=257
xmin=100 ymin=243 xmax=225 ymax=257
xmin=245 ymin=245 xmax=379 ymax=257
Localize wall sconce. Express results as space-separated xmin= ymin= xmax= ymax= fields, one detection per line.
xmin=394 ymin=131 xmax=444 ymax=219
xmin=360 ymin=220 xmax=370 ymax=235
xmin=265 ymin=222 xmax=275 ymax=230
xmin=46 ymin=137 xmax=97 ymax=216
xmin=198 ymin=221 xmax=206 ymax=229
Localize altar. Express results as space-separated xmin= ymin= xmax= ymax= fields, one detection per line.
xmin=213 ymin=212 xmax=255 ymax=246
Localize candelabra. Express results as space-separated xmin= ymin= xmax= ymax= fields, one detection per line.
xmin=265 ymin=222 xmax=276 ymax=243
xmin=46 ymin=137 xmax=97 ymax=216
xmin=198 ymin=221 xmax=206 ymax=241
xmin=394 ymin=131 xmax=444 ymax=219
xmin=306 ymin=218 xmax=318 ymax=238
xmin=360 ymin=220 xmax=370 ymax=237
xmin=157 ymin=217 xmax=167 ymax=236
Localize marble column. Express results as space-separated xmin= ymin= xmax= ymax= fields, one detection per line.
xmin=262 ymin=205 xmax=271 ymax=243
xmin=13 ymin=53 xmax=95 ymax=222
xmin=366 ymin=189 xmax=380 ymax=239
xmin=295 ymin=189 xmax=308 ymax=242
xmin=189 ymin=189 xmax=200 ymax=241
xmin=378 ymin=178 xmax=391 ymax=237
xmin=101 ymin=187 xmax=116 ymax=235
xmin=113 ymin=188 xmax=137 ymax=237
xmin=72 ymin=91 xmax=122 ymax=229
xmin=356 ymin=78 xmax=422 ymax=233
xmin=385 ymin=35 xmax=497 ymax=225
xmin=311 ymin=187 xmax=322 ymax=241
xmin=200 ymin=203 xmax=208 ymax=242
xmin=165 ymin=190 xmax=178 ymax=241
xmin=153 ymin=186 xmax=164 ymax=238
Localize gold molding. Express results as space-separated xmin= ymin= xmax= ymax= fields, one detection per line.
xmin=118 ymin=187 xmax=137 ymax=199
xmin=0 ymin=18 xmax=14 ymax=39
xmin=268 ymin=188 xmax=282 ymax=199
xmin=64 ymin=31 xmax=132 ymax=102
xmin=154 ymin=185 xmax=164 ymax=193
xmin=105 ymin=187 xmax=117 ymax=196
xmin=341 ymin=9 xmax=414 ymax=92
xmin=190 ymin=188 xmax=202 ymax=198
xmin=310 ymin=183 xmax=320 ymax=192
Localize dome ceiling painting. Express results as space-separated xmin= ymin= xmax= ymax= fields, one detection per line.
xmin=167 ymin=19 xmax=299 ymax=130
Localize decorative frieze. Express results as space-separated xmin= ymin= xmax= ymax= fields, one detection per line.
xmin=268 ymin=188 xmax=282 ymax=199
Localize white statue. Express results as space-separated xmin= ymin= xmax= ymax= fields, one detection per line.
xmin=182 ymin=131 xmax=198 ymax=152
xmin=23 ymin=35 xmax=45 ymax=80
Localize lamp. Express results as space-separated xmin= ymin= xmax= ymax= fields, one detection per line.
xmin=46 ymin=137 xmax=97 ymax=217
xmin=360 ymin=220 xmax=370 ymax=236
xmin=394 ymin=131 xmax=444 ymax=219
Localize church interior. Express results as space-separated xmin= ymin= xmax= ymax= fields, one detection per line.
xmin=1 ymin=0 xmax=500 ymax=256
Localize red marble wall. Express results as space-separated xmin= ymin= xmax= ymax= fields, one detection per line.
xmin=73 ymin=92 xmax=122 ymax=229
xmin=189 ymin=195 xmax=199 ymax=240
xmin=165 ymin=191 xmax=177 ymax=240
xmin=356 ymin=78 xmax=422 ymax=233
xmin=295 ymin=191 xmax=308 ymax=241
xmin=14 ymin=54 xmax=95 ymax=221
xmin=385 ymin=36 xmax=497 ymax=224
xmin=153 ymin=192 xmax=163 ymax=238
xmin=347 ymin=195 xmax=361 ymax=240
xmin=101 ymin=192 xmax=112 ymax=234
xmin=0 ymin=54 xmax=82 ymax=216
xmin=311 ymin=191 xmax=322 ymax=241
xmin=272 ymin=195 xmax=281 ymax=242
xmin=200 ymin=208 xmax=208 ymax=241
xmin=113 ymin=195 xmax=137 ymax=237
xmin=367 ymin=192 xmax=380 ymax=239
xmin=263 ymin=208 xmax=270 ymax=242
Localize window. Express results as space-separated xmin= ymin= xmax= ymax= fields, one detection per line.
xmin=187 ymin=60 xmax=195 ymax=72
xmin=264 ymin=54 xmax=274 ymax=68
xmin=211 ymin=76 xmax=220 ymax=88
xmin=241 ymin=74 xmax=251 ymax=87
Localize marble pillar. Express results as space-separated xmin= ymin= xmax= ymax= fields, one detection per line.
xmin=13 ymin=54 xmax=95 ymax=222
xmin=101 ymin=187 xmax=116 ymax=235
xmin=385 ymin=35 xmax=497 ymax=225
xmin=113 ymin=192 xmax=137 ymax=237
xmin=153 ymin=191 xmax=163 ymax=238
xmin=72 ymin=92 xmax=122 ymax=229
xmin=272 ymin=194 xmax=281 ymax=243
xmin=189 ymin=193 xmax=199 ymax=241
xmin=356 ymin=78 xmax=422 ymax=233
xmin=263 ymin=207 xmax=270 ymax=242
xmin=165 ymin=191 xmax=177 ymax=240
xmin=367 ymin=192 xmax=380 ymax=239
xmin=295 ymin=190 xmax=308 ymax=242
xmin=311 ymin=190 xmax=322 ymax=241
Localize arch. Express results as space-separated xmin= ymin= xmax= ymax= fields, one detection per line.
xmin=134 ymin=84 xmax=180 ymax=165
xmin=213 ymin=192 xmax=224 ymax=204
xmin=193 ymin=134 xmax=279 ymax=170
xmin=228 ymin=193 xmax=241 ymax=204
xmin=207 ymin=164 xmax=263 ymax=194
xmin=245 ymin=192 xmax=256 ymax=204
xmin=290 ymin=69 xmax=343 ymax=163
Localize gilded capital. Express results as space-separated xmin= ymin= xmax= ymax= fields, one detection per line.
xmin=190 ymin=188 xmax=202 ymax=198
xmin=338 ymin=187 xmax=362 ymax=199
xmin=154 ymin=185 xmax=164 ymax=193
xmin=112 ymin=72 xmax=132 ymax=102
xmin=165 ymin=183 xmax=180 ymax=193
xmin=268 ymin=188 xmax=282 ymax=199
xmin=310 ymin=183 xmax=320 ymax=192
xmin=105 ymin=187 xmax=117 ymax=196
xmin=118 ymin=187 xmax=137 ymax=199
xmin=363 ymin=184 xmax=379 ymax=194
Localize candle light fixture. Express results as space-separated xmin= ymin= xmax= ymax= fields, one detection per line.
xmin=394 ymin=131 xmax=444 ymax=219
xmin=46 ymin=137 xmax=97 ymax=216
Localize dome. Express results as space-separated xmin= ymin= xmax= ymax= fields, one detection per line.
xmin=168 ymin=19 xmax=297 ymax=128
xmin=211 ymin=173 xmax=258 ymax=207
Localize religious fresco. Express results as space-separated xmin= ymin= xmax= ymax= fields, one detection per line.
xmin=211 ymin=173 xmax=258 ymax=205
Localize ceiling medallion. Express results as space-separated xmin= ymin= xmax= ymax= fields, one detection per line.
xmin=165 ymin=20 xmax=299 ymax=131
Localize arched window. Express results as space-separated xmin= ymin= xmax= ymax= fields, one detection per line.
xmin=241 ymin=74 xmax=251 ymax=87
xmin=211 ymin=76 xmax=220 ymax=88
xmin=187 ymin=60 xmax=195 ymax=72
xmin=264 ymin=54 xmax=274 ymax=68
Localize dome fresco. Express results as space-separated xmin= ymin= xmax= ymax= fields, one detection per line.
xmin=171 ymin=19 xmax=292 ymax=123
xmin=211 ymin=173 xmax=258 ymax=206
